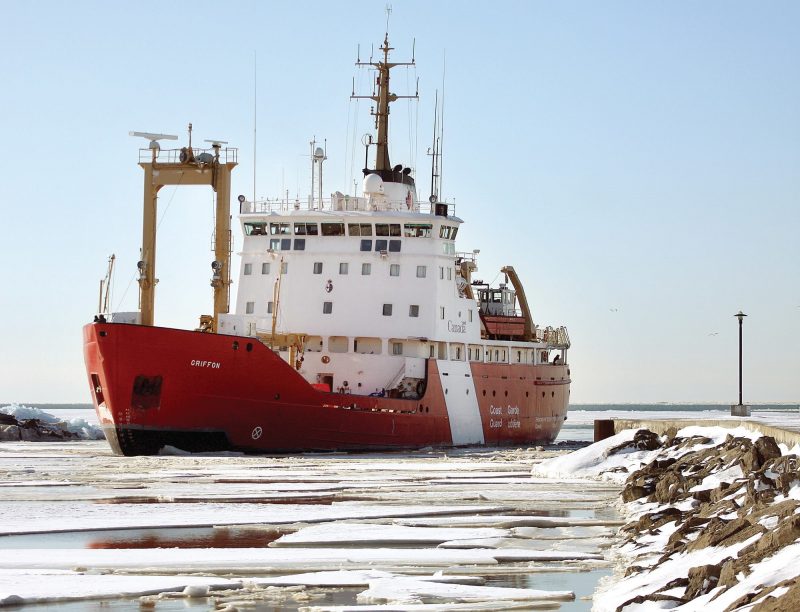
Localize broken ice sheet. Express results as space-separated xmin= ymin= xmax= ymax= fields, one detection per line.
xmin=0 ymin=569 xmax=240 ymax=607
xmin=356 ymin=577 xmax=574 ymax=604
xmin=254 ymin=570 xmax=486 ymax=587
xmin=271 ymin=523 xmax=511 ymax=547
xmin=0 ymin=547 xmax=603 ymax=572
xmin=0 ymin=501 xmax=507 ymax=535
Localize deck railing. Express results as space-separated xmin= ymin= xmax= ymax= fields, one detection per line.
xmin=137 ymin=147 xmax=238 ymax=165
xmin=240 ymin=195 xmax=456 ymax=216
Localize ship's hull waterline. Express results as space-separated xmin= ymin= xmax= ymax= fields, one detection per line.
xmin=84 ymin=323 xmax=570 ymax=456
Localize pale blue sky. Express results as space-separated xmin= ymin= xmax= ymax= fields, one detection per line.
xmin=0 ymin=1 xmax=797 ymax=403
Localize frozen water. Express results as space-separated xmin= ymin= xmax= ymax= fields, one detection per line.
xmin=0 ymin=410 xmax=621 ymax=610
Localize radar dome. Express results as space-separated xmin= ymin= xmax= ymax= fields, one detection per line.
xmin=363 ymin=173 xmax=384 ymax=195
xmin=314 ymin=147 xmax=325 ymax=159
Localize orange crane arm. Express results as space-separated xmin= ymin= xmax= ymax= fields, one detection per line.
xmin=500 ymin=266 xmax=534 ymax=341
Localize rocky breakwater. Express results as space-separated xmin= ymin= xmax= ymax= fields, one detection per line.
xmin=0 ymin=405 xmax=103 ymax=441
xmin=596 ymin=428 xmax=800 ymax=612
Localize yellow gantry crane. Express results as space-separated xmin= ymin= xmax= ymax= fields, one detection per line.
xmin=132 ymin=125 xmax=237 ymax=331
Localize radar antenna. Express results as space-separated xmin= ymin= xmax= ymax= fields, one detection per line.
xmin=129 ymin=131 xmax=178 ymax=151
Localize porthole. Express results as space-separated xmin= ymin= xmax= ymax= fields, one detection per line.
xmin=232 ymin=341 xmax=239 ymax=350
xmin=542 ymin=391 xmax=545 ymax=398
xmin=425 ymin=406 xmax=429 ymax=413
xmin=492 ymin=390 xmax=496 ymax=397
xmin=419 ymin=405 xmax=423 ymax=412
xmin=274 ymin=393 xmax=280 ymax=400
xmin=246 ymin=343 xmax=253 ymax=352
xmin=551 ymin=391 xmax=555 ymax=397
xmin=504 ymin=390 xmax=508 ymax=397
xmin=445 ymin=388 xmax=448 ymax=395
xmin=525 ymin=391 xmax=529 ymax=397
xmin=466 ymin=389 xmax=469 ymax=395
xmin=482 ymin=390 xmax=486 ymax=397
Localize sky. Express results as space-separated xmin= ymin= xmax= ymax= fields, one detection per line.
xmin=0 ymin=1 xmax=797 ymax=404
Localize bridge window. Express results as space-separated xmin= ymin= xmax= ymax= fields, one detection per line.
xmin=294 ymin=239 xmax=305 ymax=250
xmin=390 ymin=264 xmax=400 ymax=277
xmin=313 ymin=262 xmax=323 ymax=274
xmin=339 ymin=262 xmax=349 ymax=275
xmin=404 ymin=223 xmax=433 ymax=237
xmin=244 ymin=222 xmax=267 ymax=236
xmin=348 ymin=223 xmax=373 ymax=236
xmin=382 ymin=304 xmax=393 ymax=316
xmin=281 ymin=238 xmax=291 ymax=250
xmin=270 ymin=223 xmax=291 ymax=235
xmin=321 ymin=223 xmax=345 ymax=236
xmin=439 ymin=226 xmax=451 ymax=239
xmin=362 ymin=263 xmax=371 ymax=275
xmin=389 ymin=239 xmax=401 ymax=252
xmin=294 ymin=222 xmax=318 ymax=235
xmin=360 ymin=239 xmax=372 ymax=251
xmin=270 ymin=239 xmax=281 ymax=251
xmin=409 ymin=305 xmax=419 ymax=317
xmin=261 ymin=262 xmax=270 ymax=274
xmin=416 ymin=265 xmax=427 ymax=278
xmin=244 ymin=263 xmax=252 ymax=275
xmin=375 ymin=239 xmax=388 ymax=252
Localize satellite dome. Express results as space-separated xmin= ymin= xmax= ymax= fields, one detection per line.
xmin=314 ymin=147 xmax=325 ymax=159
xmin=363 ymin=173 xmax=384 ymax=195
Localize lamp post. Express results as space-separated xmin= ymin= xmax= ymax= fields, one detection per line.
xmin=731 ymin=311 xmax=750 ymax=417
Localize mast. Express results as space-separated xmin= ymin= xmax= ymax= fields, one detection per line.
xmin=352 ymin=34 xmax=416 ymax=174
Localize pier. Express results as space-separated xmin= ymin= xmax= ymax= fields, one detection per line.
xmin=595 ymin=411 xmax=800 ymax=446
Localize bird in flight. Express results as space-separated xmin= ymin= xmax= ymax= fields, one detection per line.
xmin=708 ymin=332 xmax=719 ymax=336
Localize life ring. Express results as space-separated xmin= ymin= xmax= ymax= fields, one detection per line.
xmin=321 ymin=355 xmax=330 ymax=364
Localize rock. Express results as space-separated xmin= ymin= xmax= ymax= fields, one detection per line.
xmin=755 ymin=437 xmax=782 ymax=465
xmin=685 ymin=563 xmax=722 ymax=599
xmin=632 ymin=429 xmax=661 ymax=450
xmin=687 ymin=516 xmax=763 ymax=552
xmin=743 ymin=577 xmax=800 ymax=611
xmin=609 ymin=429 xmax=659 ymax=454
xmin=615 ymin=592 xmax=685 ymax=612
xmin=622 ymin=485 xmax=650 ymax=502
xmin=0 ymin=425 xmax=21 ymax=441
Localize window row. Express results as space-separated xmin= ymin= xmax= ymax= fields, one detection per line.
xmin=243 ymin=262 xmax=286 ymax=275
xmin=300 ymin=335 xmax=557 ymax=365
xmin=311 ymin=262 xmax=427 ymax=277
xmin=243 ymin=301 xmax=422 ymax=318
xmin=245 ymin=221 xmax=457 ymax=240
xmin=245 ymin=261 xmax=440 ymax=280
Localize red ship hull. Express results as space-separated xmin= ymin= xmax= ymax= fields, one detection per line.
xmin=83 ymin=322 xmax=570 ymax=455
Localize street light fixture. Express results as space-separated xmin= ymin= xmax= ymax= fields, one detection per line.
xmin=731 ymin=311 xmax=750 ymax=417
